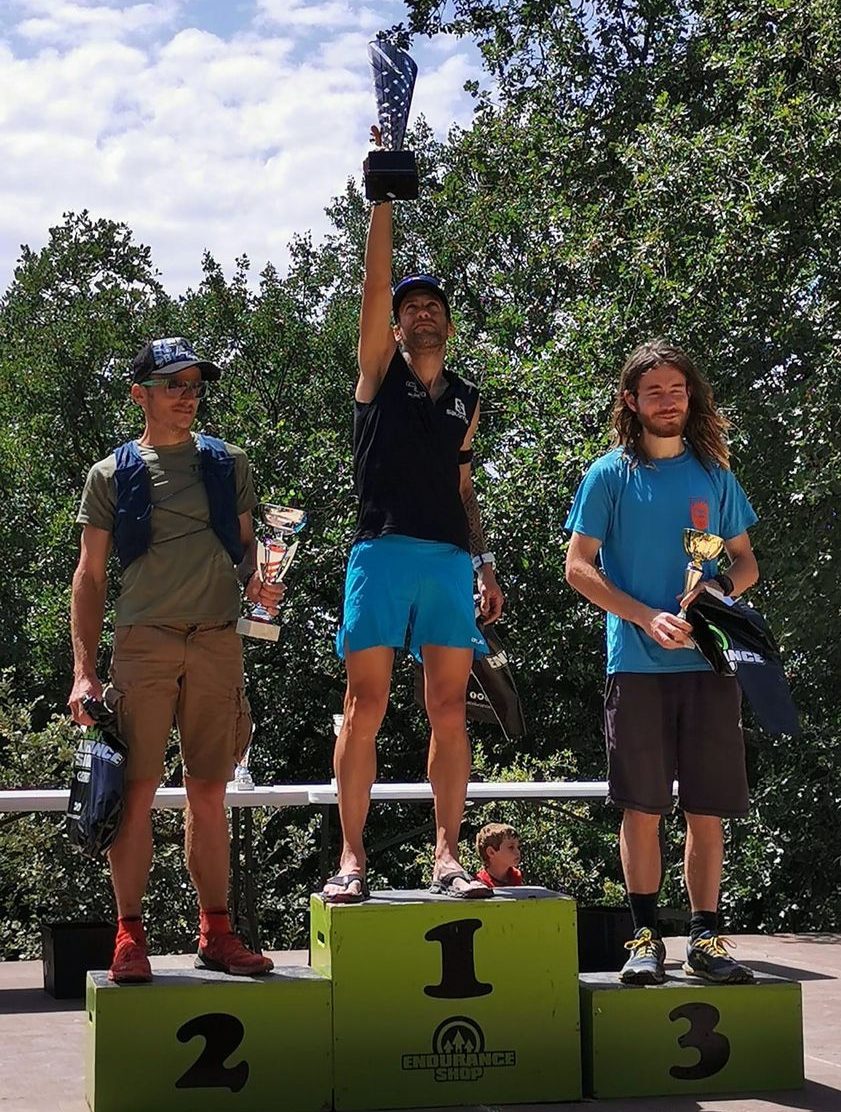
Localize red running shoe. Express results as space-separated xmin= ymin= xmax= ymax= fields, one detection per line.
xmin=108 ymin=921 xmax=152 ymax=984
xmin=196 ymin=932 xmax=273 ymax=977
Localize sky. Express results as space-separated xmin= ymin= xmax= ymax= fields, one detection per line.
xmin=0 ymin=0 xmax=485 ymax=294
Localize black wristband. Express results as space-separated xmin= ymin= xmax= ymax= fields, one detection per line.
xmin=713 ymin=573 xmax=734 ymax=596
xmin=458 ymin=448 xmax=474 ymax=464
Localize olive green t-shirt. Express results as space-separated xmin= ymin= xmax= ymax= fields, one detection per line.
xmin=76 ymin=436 xmax=256 ymax=626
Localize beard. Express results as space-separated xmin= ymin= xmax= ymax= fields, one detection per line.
xmin=638 ymin=409 xmax=689 ymax=438
xmin=402 ymin=322 xmax=447 ymax=352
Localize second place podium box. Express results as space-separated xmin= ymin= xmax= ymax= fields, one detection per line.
xmin=86 ymin=964 xmax=332 ymax=1112
xmin=310 ymin=886 xmax=582 ymax=1110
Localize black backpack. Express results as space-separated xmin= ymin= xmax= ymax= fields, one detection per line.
xmin=66 ymin=697 xmax=128 ymax=858
xmin=687 ymin=589 xmax=800 ymax=736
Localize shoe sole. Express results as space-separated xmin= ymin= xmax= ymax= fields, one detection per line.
xmin=108 ymin=972 xmax=152 ymax=984
xmin=195 ymin=954 xmax=273 ymax=977
xmin=682 ymin=962 xmax=755 ymax=984
xmin=619 ymin=971 xmax=666 ymax=986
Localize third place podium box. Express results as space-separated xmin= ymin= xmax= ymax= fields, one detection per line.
xmin=311 ymin=887 xmax=582 ymax=1110
xmin=86 ymin=964 xmax=332 ymax=1112
xmin=580 ymin=970 xmax=804 ymax=1099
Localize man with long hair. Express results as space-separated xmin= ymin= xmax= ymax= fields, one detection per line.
xmin=323 ymin=168 xmax=503 ymax=903
xmin=565 ymin=339 xmax=758 ymax=985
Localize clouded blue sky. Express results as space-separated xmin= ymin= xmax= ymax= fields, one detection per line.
xmin=0 ymin=1 xmax=484 ymax=292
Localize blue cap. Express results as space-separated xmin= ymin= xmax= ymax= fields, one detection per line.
xmin=392 ymin=274 xmax=451 ymax=320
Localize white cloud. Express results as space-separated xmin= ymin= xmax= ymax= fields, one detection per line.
xmin=12 ymin=0 xmax=183 ymax=44
xmin=255 ymin=0 xmax=380 ymax=31
xmin=0 ymin=1 xmax=486 ymax=294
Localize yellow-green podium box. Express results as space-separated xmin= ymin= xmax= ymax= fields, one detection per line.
xmin=311 ymin=887 xmax=581 ymax=1110
xmin=580 ymin=970 xmax=803 ymax=1099
xmin=86 ymin=965 xmax=332 ymax=1112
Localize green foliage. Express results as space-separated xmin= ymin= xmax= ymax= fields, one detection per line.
xmin=1 ymin=0 xmax=840 ymax=953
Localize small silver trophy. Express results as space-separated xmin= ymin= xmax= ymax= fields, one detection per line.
xmin=677 ymin=528 xmax=725 ymax=619
xmin=237 ymin=504 xmax=307 ymax=642
xmin=363 ymin=39 xmax=419 ymax=201
xmin=232 ymin=504 xmax=306 ymax=790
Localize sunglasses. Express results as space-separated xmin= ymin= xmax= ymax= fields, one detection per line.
xmin=139 ymin=379 xmax=207 ymax=399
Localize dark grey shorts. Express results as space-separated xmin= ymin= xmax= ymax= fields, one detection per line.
xmin=604 ymin=671 xmax=749 ymax=818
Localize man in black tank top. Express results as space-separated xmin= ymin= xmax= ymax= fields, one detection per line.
xmin=323 ymin=161 xmax=504 ymax=903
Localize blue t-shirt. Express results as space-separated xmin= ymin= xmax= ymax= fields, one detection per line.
xmin=565 ymin=447 xmax=758 ymax=674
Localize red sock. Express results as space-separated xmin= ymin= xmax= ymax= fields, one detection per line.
xmin=116 ymin=916 xmax=145 ymax=945
xmin=200 ymin=908 xmax=231 ymax=938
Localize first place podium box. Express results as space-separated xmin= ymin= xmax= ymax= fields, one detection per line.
xmin=311 ymin=886 xmax=582 ymax=1111
xmin=580 ymin=970 xmax=804 ymax=1099
xmin=86 ymin=965 xmax=332 ymax=1112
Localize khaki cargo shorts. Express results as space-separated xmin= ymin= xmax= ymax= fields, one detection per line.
xmin=108 ymin=622 xmax=253 ymax=782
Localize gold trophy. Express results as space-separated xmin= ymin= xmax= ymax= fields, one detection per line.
xmin=677 ymin=528 xmax=725 ymax=619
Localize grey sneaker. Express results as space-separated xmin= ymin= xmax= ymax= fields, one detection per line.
xmin=683 ymin=932 xmax=754 ymax=984
xmin=619 ymin=927 xmax=666 ymax=985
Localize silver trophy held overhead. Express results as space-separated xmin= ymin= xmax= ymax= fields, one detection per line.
xmin=237 ymin=504 xmax=307 ymax=642
xmin=363 ymin=39 xmax=419 ymax=202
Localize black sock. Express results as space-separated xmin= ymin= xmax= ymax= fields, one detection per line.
xmin=690 ymin=910 xmax=718 ymax=940
xmin=628 ymin=892 xmax=659 ymax=934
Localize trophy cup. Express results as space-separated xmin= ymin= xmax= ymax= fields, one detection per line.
xmin=232 ymin=504 xmax=306 ymax=790
xmin=237 ymin=504 xmax=307 ymax=642
xmin=363 ymin=39 xmax=419 ymax=202
xmin=677 ymin=528 xmax=725 ymax=619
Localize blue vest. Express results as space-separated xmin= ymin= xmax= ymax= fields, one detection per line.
xmin=112 ymin=435 xmax=244 ymax=571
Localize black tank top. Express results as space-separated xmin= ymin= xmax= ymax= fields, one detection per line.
xmin=352 ymin=350 xmax=479 ymax=551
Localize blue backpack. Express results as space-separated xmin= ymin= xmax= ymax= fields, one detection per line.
xmin=112 ymin=434 xmax=244 ymax=570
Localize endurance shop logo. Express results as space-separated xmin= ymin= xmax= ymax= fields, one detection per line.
xmin=401 ymin=1015 xmax=516 ymax=1082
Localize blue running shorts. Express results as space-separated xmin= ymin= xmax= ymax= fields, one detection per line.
xmin=336 ymin=535 xmax=489 ymax=662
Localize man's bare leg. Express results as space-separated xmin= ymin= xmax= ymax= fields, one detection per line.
xmin=107 ymin=777 xmax=160 ymax=916
xmin=619 ymin=809 xmax=663 ymax=895
xmin=323 ymin=645 xmax=393 ymax=901
xmin=184 ymin=776 xmax=230 ymax=911
xmin=424 ymin=645 xmax=485 ymax=895
xmin=684 ymin=812 xmax=723 ymax=911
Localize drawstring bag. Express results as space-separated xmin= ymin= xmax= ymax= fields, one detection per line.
xmin=66 ymin=696 xmax=128 ymax=858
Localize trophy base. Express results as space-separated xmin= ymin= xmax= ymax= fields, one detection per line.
xmin=363 ymin=149 xmax=419 ymax=202
xmin=236 ymin=617 xmax=280 ymax=642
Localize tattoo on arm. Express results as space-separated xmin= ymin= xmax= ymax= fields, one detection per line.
xmin=462 ymin=487 xmax=487 ymax=557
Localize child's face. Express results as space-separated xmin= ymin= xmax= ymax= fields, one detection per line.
xmin=488 ymin=836 xmax=521 ymax=875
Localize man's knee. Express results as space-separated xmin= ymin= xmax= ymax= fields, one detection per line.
xmin=185 ymin=777 xmax=227 ymax=820
xmin=343 ymin=688 xmax=388 ymax=736
xmin=425 ymin=689 xmax=467 ymax=736
xmin=684 ymin=812 xmax=723 ymax=838
xmin=121 ymin=778 xmax=159 ymax=818
xmin=622 ymin=809 xmax=662 ymax=831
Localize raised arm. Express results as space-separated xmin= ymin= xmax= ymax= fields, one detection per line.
xmin=357 ymin=201 xmax=397 ymax=402
xmin=68 ymin=525 xmax=112 ymax=725
xmin=459 ymin=402 xmax=504 ymax=622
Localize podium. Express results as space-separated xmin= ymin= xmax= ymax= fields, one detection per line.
xmin=86 ymin=965 xmax=332 ymax=1112
xmin=311 ymin=887 xmax=582 ymax=1110
xmin=580 ymin=970 xmax=804 ymax=1098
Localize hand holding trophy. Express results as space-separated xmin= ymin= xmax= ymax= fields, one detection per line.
xmin=677 ymin=527 xmax=725 ymax=619
xmin=232 ymin=504 xmax=307 ymax=791
xmin=238 ymin=505 xmax=307 ymax=642
xmin=363 ymin=39 xmax=419 ymax=202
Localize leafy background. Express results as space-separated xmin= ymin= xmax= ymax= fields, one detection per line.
xmin=1 ymin=0 xmax=839 ymax=958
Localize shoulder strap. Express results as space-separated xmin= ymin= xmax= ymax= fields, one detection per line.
xmin=112 ymin=440 xmax=152 ymax=570
xmin=196 ymin=434 xmax=245 ymax=566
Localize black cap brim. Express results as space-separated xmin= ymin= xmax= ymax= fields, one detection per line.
xmin=392 ymin=280 xmax=451 ymax=320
